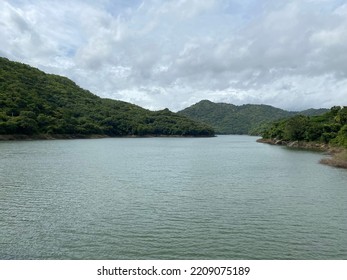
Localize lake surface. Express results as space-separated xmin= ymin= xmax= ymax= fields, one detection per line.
xmin=0 ymin=135 xmax=346 ymax=259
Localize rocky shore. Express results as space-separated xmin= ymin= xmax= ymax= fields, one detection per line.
xmin=257 ymin=138 xmax=347 ymax=170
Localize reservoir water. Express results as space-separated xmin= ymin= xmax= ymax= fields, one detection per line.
xmin=0 ymin=135 xmax=346 ymax=259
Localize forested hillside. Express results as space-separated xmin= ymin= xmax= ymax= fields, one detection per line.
xmin=0 ymin=57 xmax=214 ymax=138
xmin=260 ymin=106 xmax=347 ymax=148
xmin=178 ymin=100 xmax=328 ymax=135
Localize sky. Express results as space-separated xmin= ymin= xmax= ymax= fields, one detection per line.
xmin=1 ymin=0 xmax=347 ymax=111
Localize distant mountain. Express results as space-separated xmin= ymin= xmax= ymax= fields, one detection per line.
xmin=299 ymin=108 xmax=329 ymax=116
xmin=178 ymin=100 xmax=328 ymax=135
xmin=0 ymin=57 xmax=214 ymax=138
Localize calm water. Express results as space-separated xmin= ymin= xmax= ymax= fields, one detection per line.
xmin=0 ymin=135 xmax=346 ymax=260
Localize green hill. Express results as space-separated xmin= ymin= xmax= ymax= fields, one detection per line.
xmin=0 ymin=57 xmax=214 ymax=138
xmin=259 ymin=106 xmax=347 ymax=168
xmin=178 ymin=100 xmax=328 ymax=135
xmin=260 ymin=106 xmax=347 ymax=147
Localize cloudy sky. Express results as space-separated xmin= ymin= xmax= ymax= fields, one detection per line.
xmin=1 ymin=0 xmax=347 ymax=111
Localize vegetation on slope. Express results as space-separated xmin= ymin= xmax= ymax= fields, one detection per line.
xmin=178 ymin=100 xmax=327 ymax=135
xmin=0 ymin=57 xmax=214 ymax=138
xmin=260 ymin=106 xmax=347 ymax=147
xmin=259 ymin=106 xmax=347 ymax=169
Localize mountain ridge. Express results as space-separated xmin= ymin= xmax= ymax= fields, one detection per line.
xmin=178 ymin=99 xmax=328 ymax=135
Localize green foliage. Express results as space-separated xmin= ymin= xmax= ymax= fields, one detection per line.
xmin=283 ymin=115 xmax=310 ymax=141
xmin=178 ymin=100 xmax=328 ymax=135
xmin=0 ymin=57 xmax=214 ymax=137
xmin=261 ymin=106 xmax=347 ymax=148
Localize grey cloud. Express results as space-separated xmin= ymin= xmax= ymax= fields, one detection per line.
xmin=9 ymin=7 xmax=30 ymax=33
xmin=1 ymin=0 xmax=347 ymax=111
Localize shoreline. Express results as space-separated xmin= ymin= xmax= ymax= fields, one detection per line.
xmin=257 ymin=138 xmax=347 ymax=170
xmin=0 ymin=133 xmax=215 ymax=141
xmin=0 ymin=134 xmax=109 ymax=141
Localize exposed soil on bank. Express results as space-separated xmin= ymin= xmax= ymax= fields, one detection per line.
xmin=319 ymin=150 xmax=347 ymax=169
xmin=257 ymin=138 xmax=347 ymax=170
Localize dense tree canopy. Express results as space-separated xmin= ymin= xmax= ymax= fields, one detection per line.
xmin=0 ymin=57 xmax=214 ymax=137
xmin=178 ymin=100 xmax=328 ymax=135
xmin=260 ymin=106 xmax=347 ymax=148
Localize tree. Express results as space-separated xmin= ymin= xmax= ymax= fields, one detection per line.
xmin=283 ymin=115 xmax=310 ymax=141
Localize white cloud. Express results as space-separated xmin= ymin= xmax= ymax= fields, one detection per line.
xmin=1 ymin=0 xmax=347 ymax=111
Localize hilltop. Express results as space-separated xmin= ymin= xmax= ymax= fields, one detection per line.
xmin=0 ymin=57 xmax=214 ymax=139
xmin=178 ymin=100 xmax=328 ymax=135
